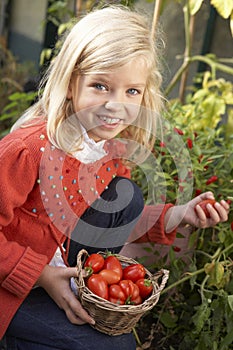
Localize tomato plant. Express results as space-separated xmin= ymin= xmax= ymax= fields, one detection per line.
xmin=135 ymin=278 xmax=153 ymax=300
xmin=103 ymin=255 xmax=123 ymax=279
xmin=123 ymin=263 xmax=146 ymax=282
xmin=84 ymin=253 xmax=104 ymax=274
xmin=86 ymin=274 xmax=108 ymax=300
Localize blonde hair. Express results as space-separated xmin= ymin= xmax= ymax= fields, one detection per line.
xmin=12 ymin=5 xmax=164 ymax=154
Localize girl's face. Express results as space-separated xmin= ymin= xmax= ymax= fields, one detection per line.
xmin=67 ymin=58 xmax=148 ymax=142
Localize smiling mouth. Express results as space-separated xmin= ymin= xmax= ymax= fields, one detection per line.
xmin=98 ymin=116 xmax=121 ymax=125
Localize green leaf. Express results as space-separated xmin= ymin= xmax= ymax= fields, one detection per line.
xmin=219 ymin=330 xmax=233 ymax=350
xmin=188 ymin=230 xmax=199 ymax=248
xmin=203 ymin=95 xmax=226 ymax=117
xmin=210 ymin=0 xmax=233 ymax=19
xmin=8 ymin=92 xmax=25 ymax=101
xmin=189 ymin=0 xmax=204 ymax=15
xmin=218 ymin=231 xmax=226 ymax=243
xmin=192 ymin=300 xmax=211 ymax=333
xmin=176 ymin=232 xmax=185 ymax=238
xmin=160 ymin=312 xmax=178 ymax=328
xmin=227 ymin=295 xmax=233 ymax=311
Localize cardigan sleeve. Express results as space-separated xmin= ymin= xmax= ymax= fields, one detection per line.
xmin=130 ymin=204 xmax=177 ymax=245
xmin=0 ymin=137 xmax=48 ymax=298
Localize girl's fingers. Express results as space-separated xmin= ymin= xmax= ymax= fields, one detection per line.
xmin=64 ymin=284 xmax=95 ymax=325
xmin=213 ymin=202 xmax=229 ymax=222
xmin=219 ymin=199 xmax=230 ymax=211
xmin=195 ymin=201 xmax=229 ymax=227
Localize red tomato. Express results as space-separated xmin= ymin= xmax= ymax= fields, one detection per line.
xmin=108 ymin=297 xmax=125 ymax=305
xmin=135 ymin=278 xmax=153 ymax=299
xmin=86 ymin=274 xmax=108 ymax=300
xmin=195 ymin=199 xmax=216 ymax=218
xmin=109 ymin=284 xmax=126 ymax=305
xmin=131 ymin=295 xmax=143 ymax=305
xmin=84 ymin=253 xmax=104 ymax=274
xmin=99 ymin=269 xmax=121 ymax=285
xmin=123 ymin=263 xmax=146 ymax=282
xmin=119 ymin=279 xmax=142 ymax=305
xmin=103 ymin=255 xmax=123 ymax=279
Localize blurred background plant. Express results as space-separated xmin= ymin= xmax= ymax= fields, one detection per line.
xmin=0 ymin=45 xmax=36 ymax=136
xmin=0 ymin=0 xmax=232 ymax=349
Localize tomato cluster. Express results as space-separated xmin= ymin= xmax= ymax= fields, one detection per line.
xmin=84 ymin=253 xmax=153 ymax=305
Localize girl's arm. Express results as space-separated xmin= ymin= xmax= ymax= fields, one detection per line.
xmin=164 ymin=191 xmax=229 ymax=233
xmin=129 ymin=192 xmax=229 ymax=245
xmin=0 ymin=138 xmax=48 ymax=297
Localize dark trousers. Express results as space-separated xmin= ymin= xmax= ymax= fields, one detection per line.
xmin=67 ymin=176 xmax=144 ymax=265
xmin=5 ymin=177 xmax=144 ymax=350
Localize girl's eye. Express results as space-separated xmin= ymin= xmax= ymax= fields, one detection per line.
xmin=127 ymin=88 xmax=140 ymax=95
xmin=94 ymin=83 xmax=107 ymax=91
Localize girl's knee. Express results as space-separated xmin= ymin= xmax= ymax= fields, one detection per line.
xmin=106 ymin=176 xmax=144 ymax=216
xmin=117 ymin=177 xmax=144 ymax=217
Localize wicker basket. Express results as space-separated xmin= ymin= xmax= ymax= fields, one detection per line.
xmin=75 ymin=249 xmax=169 ymax=336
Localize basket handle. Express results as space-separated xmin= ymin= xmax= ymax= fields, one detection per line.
xmin=76 ymin=249 xmax=89 ymax=274
xmin=151 ymin=269 xmax=169 ymax=294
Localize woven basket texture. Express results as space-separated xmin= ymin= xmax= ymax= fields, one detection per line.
xmin=75 ymin=249 xmax=169 ymax=336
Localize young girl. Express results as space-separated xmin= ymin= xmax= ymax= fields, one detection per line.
xmin=0 ymin=6 xmax=229 ymax=350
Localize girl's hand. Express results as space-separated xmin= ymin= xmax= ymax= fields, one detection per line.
xmin=165 ymin=192 xmax=229 ymax=232
xmin=37 ymin=265 xmax=95 ymax=326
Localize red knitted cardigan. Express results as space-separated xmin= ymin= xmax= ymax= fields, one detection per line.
xmin=0 ymin=122 xmax=176 ymax=338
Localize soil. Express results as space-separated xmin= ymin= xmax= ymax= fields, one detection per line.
xmin=135 ymin=313 xmax=180 ymax=350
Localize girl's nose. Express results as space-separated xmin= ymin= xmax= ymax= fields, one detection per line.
xmin=104 ymin=91 xmax=125 ymax=111
xmin=104 ymin=100 xmax=124 ymax=111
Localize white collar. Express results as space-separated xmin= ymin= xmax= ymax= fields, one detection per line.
xmin=73 ymin=126 xmax=107 ymax=164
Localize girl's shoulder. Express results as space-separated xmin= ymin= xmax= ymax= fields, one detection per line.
xmin=0 ymin=122 xmax=48 ymax=163
xmin=8 ymin=122 xmax=47 ymax=143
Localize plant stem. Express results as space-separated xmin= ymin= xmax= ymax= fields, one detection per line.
xmin=179 ymin=2 xmax=195 ymax=102
xmin=165 ymin=54 xmax=233 ymax=96
xmin=200 ymin=274 xmax=209 ymax=302
xmin=151 ymin=0 xmax=163 ymax=39
xmin=161 ymin=267 xmax=205 ymax=295
xmin=219 ymin=242 xmax=233 ymax=257
xmin=190 ymin=55 xmax=233 ymax=75
xmin=161 ymin=246 xmax=233 ymax=296
xmin=165 ymin=59 xmax=190 ymax=96
xmin=195 ymin=250 xmax=213 ymax=259
xmin=132 ymin=327 xmax=142 ymax=347
xmin=75 ymin=0 xmax=82 ymax=16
